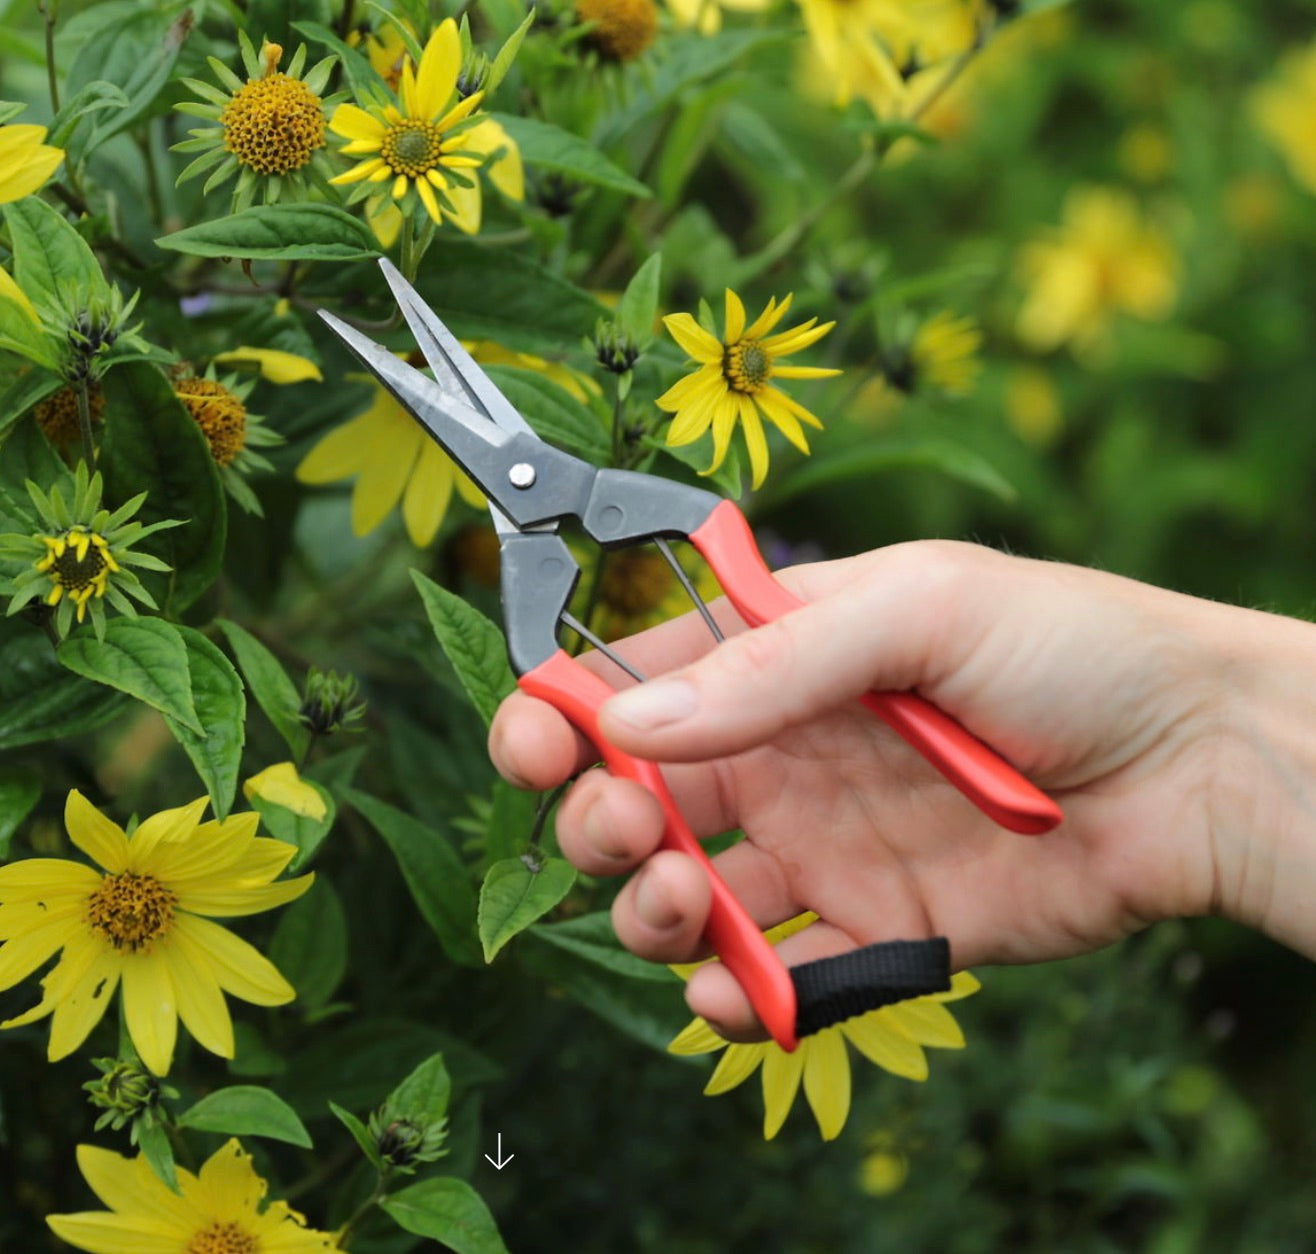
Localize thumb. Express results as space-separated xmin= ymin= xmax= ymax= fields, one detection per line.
xmin=598 ymin=543 xmax=974 ymax=761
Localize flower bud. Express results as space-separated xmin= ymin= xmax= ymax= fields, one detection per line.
xmin=298 ymin=666 xmax=367 ymax=736
xmin=591 ymin=318 xmax=639 ymax=375
xmin=84 ymin=1058 xmax=172 ymax=1132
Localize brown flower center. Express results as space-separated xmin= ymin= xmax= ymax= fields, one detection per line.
xmin=381 ymin=121 xmax=447 ymax=179
xmin=187 ymin=1222 xmax=259 ymax=1254
xmin=722 ymin=339 xmax=773 ymax=394
xmin=175 ymin=379 xmax=247 ymax=466
xmin=221 ymin=73 xmax=325 ymax=175
xmin=575 ymin=0 xmax=658 ymax=62
xmin=86 ymin=872 xmax=178 ymax=954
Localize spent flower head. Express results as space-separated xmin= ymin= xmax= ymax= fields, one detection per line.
xmin=0 ymin=462 xmax=176 ymax=640
xmin=173 ymin=33 xmax=339 ymax=209
xmin=575 ymin=0 xmax=660 ymax=62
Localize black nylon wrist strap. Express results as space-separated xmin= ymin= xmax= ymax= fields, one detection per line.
xmin=791 ymin=937 xmax=951 ymax=1038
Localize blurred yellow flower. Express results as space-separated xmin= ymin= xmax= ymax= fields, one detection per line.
xmin=244 ymin=762 xmax=328 ymax=820
xmin=47 ymin=1139 xmax=339 ymax=1254
xmin=1250 ymin=39 xmax=1316 ymax=196
xmin=666 ymin=0 xmax=770 ymax=36
xmin=577 ymin=0 xmax=660 ymax=62
xmin=669 ymin=914 xmax=979 ymax=1140
xmin=907 ymin=309 xmax=982 ymax=396
xmin=1014 ymin=186 xmax=1178 ymax=359
xmin=213 ymin=346 xmax=324 ymax=383
xmin=330 ymin=20 xmax=523 ymax=235
xmin=0 ymin=791 xmax=311 ymax=1075
xmin=0 ymin=122 xmax=64 ymax=203
xmin=1004 ymin=364 xmax=1062 ymax=445
xmin=1118 ymin=123 xmax=1173 ymax=184
xmin=659 ymin=288 xmax=840 ymax=489
xmin=463 ymin=339 xmax=600 ymax=404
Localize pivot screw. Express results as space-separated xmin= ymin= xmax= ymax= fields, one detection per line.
xmin=508 ymin=462 xmax=536 ymax=489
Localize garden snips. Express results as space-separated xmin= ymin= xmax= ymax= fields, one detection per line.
xmin=321 ymin=258 xmax=1064 ymax=1052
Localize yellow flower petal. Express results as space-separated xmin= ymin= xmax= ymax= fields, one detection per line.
xmin=761 ymin=1045 xmax=804 ymax=1139
xmin=160 ymin=935 xmax=234 ymax=1058
xmin=176 ymin=873 xmax=313 ymax=918
xmin=413 ymin=20 xmax=461 ymax=121
xmin=120 ymin=948 xmax=178 ymax=1076
xmin=745 ymin=292 xmax=794 ymax=339
xmin=402 ymin=439 xmax=457 ymax=546
xmin=883 ymin=998 xmax=966 ymax=1049
xmin=46 ymin=946 xmax=121 ymax=1062
xmin=738 ymin=396 xmax=770 ymax=489
xmin=127 ymin=796 xmax=209 ymax=864
xmin=801 ymin=1029 xmax=851 ymax=1141
xmin=73 ymin=1144 xmax=195 ymax=1227
xmin=65 ymin=790 xmax=130 ymax=873
xmin=463 ymin=118 xmax=525 ymax=201
xmin=0 ymin=263 xmax=40 ymax=324
xmin=171 ymin=914 xmax=296 ymax=1006
xmin=704 ymin=1041 xmax=767 ymax=1095
xmin=243 ymin=762 xmax=327 ymax=819
xmin=842 ymin=1010 xmax=929 ymax=1080
xmin=663 ymin=312 xmax=722 ymax=362
xmin=329 ymin=101 xmax=386 ymax=144
xmin=212 ymin=347 xmax=323 ymax=383
xmin=443 ymin=177 xmax=482 ymax=234
xmin=0 ymin=915 xmax=78 ymax=992
xmin=46 ymin=1212 xmax=180 ymax=1254
xmin=667 ymin=1016 xmax=726 ymax=1055
xmin=723 ymin=288 xmax=746 ymax=342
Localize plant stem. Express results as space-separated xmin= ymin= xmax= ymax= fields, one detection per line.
xmin=336 ymin=1172 xmax=389 ymax=1247
xmin=39 ymin=0 xmax=60 ymax=113
xmin=527 ymin=782 xmax=569 ymax=848
xmin=75 ymin=379 xmax=96 ymax=469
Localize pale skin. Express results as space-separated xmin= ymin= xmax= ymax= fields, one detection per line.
xmin=489 ymin=540 xmax=1316 ymax=1041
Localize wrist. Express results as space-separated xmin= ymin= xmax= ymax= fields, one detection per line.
xmin=1203 ymin=603 xmax=1316 ymax=958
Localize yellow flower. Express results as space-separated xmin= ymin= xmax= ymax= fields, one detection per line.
xmin=1003 ymin=364 xmax=1062 ymax=445
xmin=658 ymin=288 xmax=840 ymax=489
xmin=173 ymin=33 xmax=337 ymax=210
xmin=905 ymin=309 xmax=982 ymax=396
xmin=244 ymin=762 xmax=328 ymax=820
xmin=665 ymin=0 xmax=770 ymax=36
xmin=577 ymin=0 xmax=661 ymax=61
xmin=296 ymin=366 xmax=485 ymax=547
xmin=47 ymin=1138 xmax=339 ymax=1253
xmin=329 ymin=20 xmax=523 ymax=235
xmin=0 ymin=121 xmax=65 ymax=203
xmin=0 ymin=791 xmax=312 ymax=1075
xmin=1250 ymin=39 xmax=1316 ymax=196
xmin=669 ymin=914 xmax=979 ymax=1140
xmin=213 ymin=346 xmax=324 ymax=383
xmin=1014 ymin=186 xmax=1178 ymax=359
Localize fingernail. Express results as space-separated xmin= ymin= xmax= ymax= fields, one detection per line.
xmin=606 ymin=679 xmax=697 ymax=731
xmin=635 ymin=868 xmax=682 ymax=930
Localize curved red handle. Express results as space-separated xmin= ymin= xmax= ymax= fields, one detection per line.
xmin=520 ymin=649 xmax=800 ymax=1052
xmin=690 ymin=500 xmax=1063 ymax=836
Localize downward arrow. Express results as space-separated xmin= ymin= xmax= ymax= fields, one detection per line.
xmin=484 ymin=1132 xmax=515 ymax=1170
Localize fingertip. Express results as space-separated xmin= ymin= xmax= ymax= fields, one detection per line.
xmin=488 ymin=691 xmax=591 ymax=790
xmin=557 ymin=774 xmax=665 ymax=875
xmin=612 ymin=850 xmax=711 ymax=963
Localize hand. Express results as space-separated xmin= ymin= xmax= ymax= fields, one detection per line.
xmin=489 ymin=540 xmax=1315 ymax=1039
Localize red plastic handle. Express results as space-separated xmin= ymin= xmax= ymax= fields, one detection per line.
xmin=690 ymin=500 xmax=1063 ymax=836
xmin=520 ymin=649 xmax=800 ymax=1052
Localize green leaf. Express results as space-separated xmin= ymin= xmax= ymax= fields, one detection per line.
xmin=292 ymin=20 xmax=388 ymax=99
xmin=133 ymin=1116 xmax=179 ymax=1193
xmin=760 ymin=437 xmax=1017 ymax=509
xmin=0 ymin=368 xmax=61 ymax=441
xmin=489 ymin=114 xmax=651 ymax=198
xmin=530 ymin=912 xmax=679 ymax=983
xmin=483 ymin=366 xmax=608 ymax=464
xmin=616 ymin=253 xmax=662 ymax=348
xmin=413 ymin=241 xmax=608 ymax=350
xmin=47 ymin=80 xmax=131 ymax=149
xmin=3 ymin=198 xmax=110 ymax=326
xmin=0 ymin=413 xmax=67 ymax=504
xmin=329 ymin=1101 xmax=385 ymax=1171
xmin=215 ymin=619 xmax=310 ymax=762
xmin=0 ymin=619 xmax=132 ymax=749
xmin=486 ymin=8 xmax=535 ymax=94
xmin=486 ymin=778 xmax=538 ymax=866
xmin=156 ymin=205 xmax=381 ymax=261
xmin=345 ymin=790 xmax=481 ymax=967
xmin=0 ymin=296 xmax=57 ymax=370
xmin=178 ymin=1086 xmax=313 ymax=1148
xmin=649 ymin=433 xmax=743 ymax=499
xmin=410 ymin=570 xmax=515 ymax=729
xmin=164 ymin=626 xmax=245 ymax=820
xmin=269 ymin=878 xmax=348 ymax=1011
xmin=478 ymin=854 xmax=576 ymax=963
xmin=384 ymin=1052 xmax=451 ymax=1123
xmin=379 ymin=1178 xmax=509 ymax=1254
xmin=0 ymin=767 xmax=40 ymax=859
xmin=58 ymin=617 xmax=202 ymax=736
xmin=99 ymin=363 xmax=226 ymax=615
xmin=248 ymin=782 xmax=336 ymax=873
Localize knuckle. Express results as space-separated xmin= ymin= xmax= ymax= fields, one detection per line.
xmin=716 ymin=618 xmax=794 ymax=684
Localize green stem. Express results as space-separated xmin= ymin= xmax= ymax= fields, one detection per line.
xmin=336 ymin=1172 xmax=389 ymax=1248
xmin=527 ymin=782 xmax=569 ymax=849
xmin=399 ymin=213 xmax=417 ymax=282
xmin=39 ymin=0 xmax=60 ymax=113
xmin=74 ymin=378 xmax=96 ymax=469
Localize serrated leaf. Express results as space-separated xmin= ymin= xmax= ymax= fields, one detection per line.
xmin=3 ymin=198 xmax=109 ymax=325
xmin=58 ymin=617 xmax=202 ymax=735
xmin=489 ymin=114 xmax=650 ymax=197
xmin=47 ymin=79 xmax=131 ymax=149
xmin=379 ymin=1178 xmax=509 ymax=1254
xmin=482 ymin=366 xmax=608 ymax=464
xmin=214 ymin=619 xmax=310 ymax=761
xmin=99 ymin=363 xmax=226 ymax=615
xmin=178 ymin=1086 xmax=313 ymax=1148
xmin=0 ymin=619 xmax=132 ymax=749
xmin=0 ymin=768 xmax=41 ymax=859
xmin=616 ymin=253 xmax=662 ymax=348
xmin=330 ymin=1100 xmax=385 ymax=1171
xmin=478 ymin=855 xmax=576 ymax=963
xmin=269 ymin=879 xmax=348 ymax=1011
xmin=384 ymin=1052 xmax=451 ymax=1123
xmin=345 ymin=790 xmax=481 ymax=967
xmin=410 ymin=570 xmax=515 ymax=728
xmin=164 ymin=626 xmax=245 ymax=819
xmin=157 ymin=205 xmax=380 ymax=261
